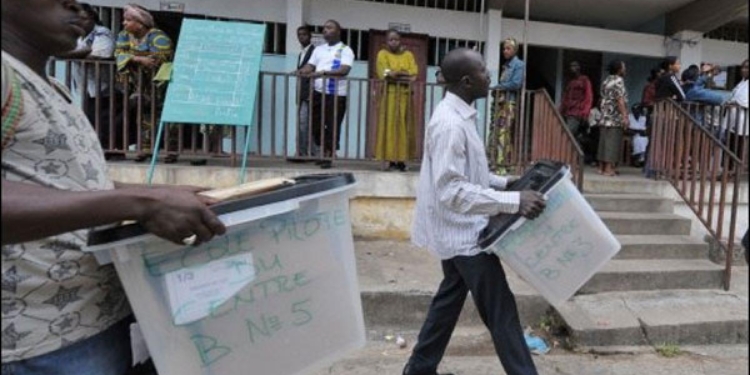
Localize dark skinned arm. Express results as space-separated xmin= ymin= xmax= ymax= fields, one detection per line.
xmin=315 ymin=65 xmax=351 ymax=77
xmin=57 ymin=47 xmax=93 ymax=59
xmin=297 ymin=63 xmax=316 ymax=76
xmin=1 ymin=180 xmax=226 ymax=246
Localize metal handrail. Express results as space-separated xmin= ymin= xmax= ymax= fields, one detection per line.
xmin=528 ymin=89 xmax=585 ymax=190
xmin=650 ymin=99 xmax=744 ymax=290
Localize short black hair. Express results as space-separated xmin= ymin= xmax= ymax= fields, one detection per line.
xmin=648 ymin=68 xmax=660 ymax=82
xmin=325 ymin=19 xmax=342 ymax=32
xmin=297 ymin=25 xmax=312 ymax=34
xmin=608 ymin=60 xmax=624 ymax=75
xmin=681 ymin=66 xmax=699 ymax=82
xmin=661 ymin=56 xmax=678 ymax=71
xmin=79 ymin=3 xmax=102 ymax=25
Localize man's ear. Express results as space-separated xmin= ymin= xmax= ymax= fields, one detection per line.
xmin=460 ymin=75 xmax=471 ymax=89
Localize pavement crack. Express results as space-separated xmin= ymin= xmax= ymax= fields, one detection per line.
xmin=621 ymin=297 xmax=652 ymax=346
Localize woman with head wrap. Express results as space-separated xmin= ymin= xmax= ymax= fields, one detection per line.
xmin=487 ymin=37 xmax=525 ymax=174
xmin=116 ymin=4 xmax=172 ymax=73
xmin=115 ymin=4 xmax=175 ymax=162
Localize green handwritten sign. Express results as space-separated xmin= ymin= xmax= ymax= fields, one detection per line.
xmin=161 ymin=19 xmax=265 ymax=126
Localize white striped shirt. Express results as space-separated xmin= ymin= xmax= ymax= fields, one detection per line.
xmin=412 ymin=92 xmax=520 ymax=259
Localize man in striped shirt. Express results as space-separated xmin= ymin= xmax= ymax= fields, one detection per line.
xmin=404 ymin=48 xmax=545 ymax=375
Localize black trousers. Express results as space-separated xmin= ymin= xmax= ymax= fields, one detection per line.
xmin=311 ymin=91 xmax=347 ymax=156
xmin=404 ymin=252 xmax=538 ymax=375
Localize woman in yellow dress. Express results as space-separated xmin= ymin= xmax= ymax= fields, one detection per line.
xmin=375 ymin=29 xmax=418 ymax=172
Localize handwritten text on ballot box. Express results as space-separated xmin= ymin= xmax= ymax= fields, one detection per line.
xmin=485 ymin=178 xmax=621 ymax=306
xmin=109 ymin=190 xmax=365 ymax=375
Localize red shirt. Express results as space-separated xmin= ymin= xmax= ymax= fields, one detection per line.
xmin=560 ymin=75 xmax=593 ymax=119
xmin=641 ymin=81 xmax=657 ymax=107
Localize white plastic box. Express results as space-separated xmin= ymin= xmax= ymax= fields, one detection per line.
xmin=87 ymin=175 xmax=364 ymax=375
xmin=484 ymin=175 xmax=621 ymax=306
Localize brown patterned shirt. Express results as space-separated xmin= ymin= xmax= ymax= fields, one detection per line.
xmin=1 ymin=51 xmax=131 ymax=362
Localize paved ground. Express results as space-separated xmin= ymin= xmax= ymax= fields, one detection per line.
xmin=310 ymin=343 xmax=749 ymax=375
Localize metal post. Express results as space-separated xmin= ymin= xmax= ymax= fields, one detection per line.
xmin=519 ymin=0 xmax=530 ymax=169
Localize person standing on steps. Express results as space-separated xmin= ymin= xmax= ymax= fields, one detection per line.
xmin=297 ymin=19 xmax=355 ymax=169
xmin=374 ymin=29 xmax=418 ymax=172
xmin=559 ymin=61 xmax=593 ymax=142
xmin=404 ymin=48 xmax=545 ymax=375
xmin=289 ymin=25 xmax=316 ymax=163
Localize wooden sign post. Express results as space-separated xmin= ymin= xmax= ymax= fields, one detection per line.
xmin=147 ymin=19 xmax=266 ymax=184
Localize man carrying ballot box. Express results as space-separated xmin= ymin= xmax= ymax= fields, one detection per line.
xmin=405 ymin=48 xmax=546 ymax=375
xmin=1 ymin=1 xmax=226 ymax=374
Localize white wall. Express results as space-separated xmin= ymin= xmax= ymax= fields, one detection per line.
xmin=501 ymin=18 xmax=667 ymax=58
xmin=87 ymin=0 xmax=749 ymax=70
xmin=703 ymin=39 xmax=750 ymax=67
xmin=307 ymin=0 xmax=486 ymax=41
xmin=92 ymin=0 xmax=287 ymax=23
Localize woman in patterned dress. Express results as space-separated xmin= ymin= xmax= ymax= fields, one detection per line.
xmin=114 ymin=4 xmax=174 ymax=162
xmin=488 ymin=38 xmax=525 ymax=175
xmin=597 ymin=60 xmax=629 ymax=177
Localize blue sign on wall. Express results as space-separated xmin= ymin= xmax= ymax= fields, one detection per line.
xmin=161 ymin=19 xmax=266 ymax=126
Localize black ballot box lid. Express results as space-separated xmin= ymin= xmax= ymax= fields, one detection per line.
xmin=478 ymin=160 xmax=569 ymax=250
xmin=87 ymin=173 xmax=355 ymax=247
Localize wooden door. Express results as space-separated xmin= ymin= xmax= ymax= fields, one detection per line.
xmin=366 ymin=30 xmax=429 ymax=160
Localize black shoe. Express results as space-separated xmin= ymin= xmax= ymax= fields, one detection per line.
xmin=134 ymin=153 xmax=151 ymax=163
xmin=164 ymin=154 xmax=179 ymax=164
xmin=189 ymin=159 xmax=207 ymax=166
xmin=318 ymin=160 xmax=332 ymax=169
xmin=104 ymin=151 xmax=126 ymax=161
xmin=286 ymin=157 xmax=307 ymax=163
xmin=396 ymin=162 xmax=408 ymax=172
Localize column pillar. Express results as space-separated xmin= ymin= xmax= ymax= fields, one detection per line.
xmin=486 ymin=9 xmax=503 ymax=86
xmin=665 ymin=30 xmax=704 ymax=70
xmin=286 ymin=0 xmax=309 ymax=70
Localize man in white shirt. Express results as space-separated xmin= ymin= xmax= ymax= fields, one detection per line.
xmin=298 ymin=19 xmax=355 ymax=169
xmin=405 ymin=48 xmax=545 ymax=375
xmin=60 ymin=3 xmax=119 ymax=158
xmin=628 ymin=104 xmax=648 ymax=167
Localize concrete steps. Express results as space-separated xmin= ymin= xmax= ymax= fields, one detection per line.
xmin=556 ymin=190 xmax=748 ymax=348
xmin=599 ymin=212 xmax=692 ymax=235
xmin=555 ymin=289 xmax=749 ymax=346
xmin=585 ymin=194 xmax=674 ymax=213
xmin=579 ymin=259 xmax=724 ymax=293
xmin=615 ymin=235 xmax=707 ymax=260
xmin=355 ymin=240 xmax=549 ymax=330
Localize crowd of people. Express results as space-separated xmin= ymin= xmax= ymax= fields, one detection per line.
xmin=48 ymin=4 xmax=749 ymax=175
xmin=557 ymin=56 xmax=748 ymax=178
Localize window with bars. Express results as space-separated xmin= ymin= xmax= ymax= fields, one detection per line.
xmin=353 ymin=0 xmax=485 ymax=13
xmin=310 ymin=26 xmax=371 ymax=61
xmin=310 ymin=25 xmax=483 ymax=65
xmin=92 ymin=6 xmax=287 ymax=54
xmin=704 ymin=24 xmax=749 ymax=43
xmin=428 ymin=37 xmax=484 ymax=66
